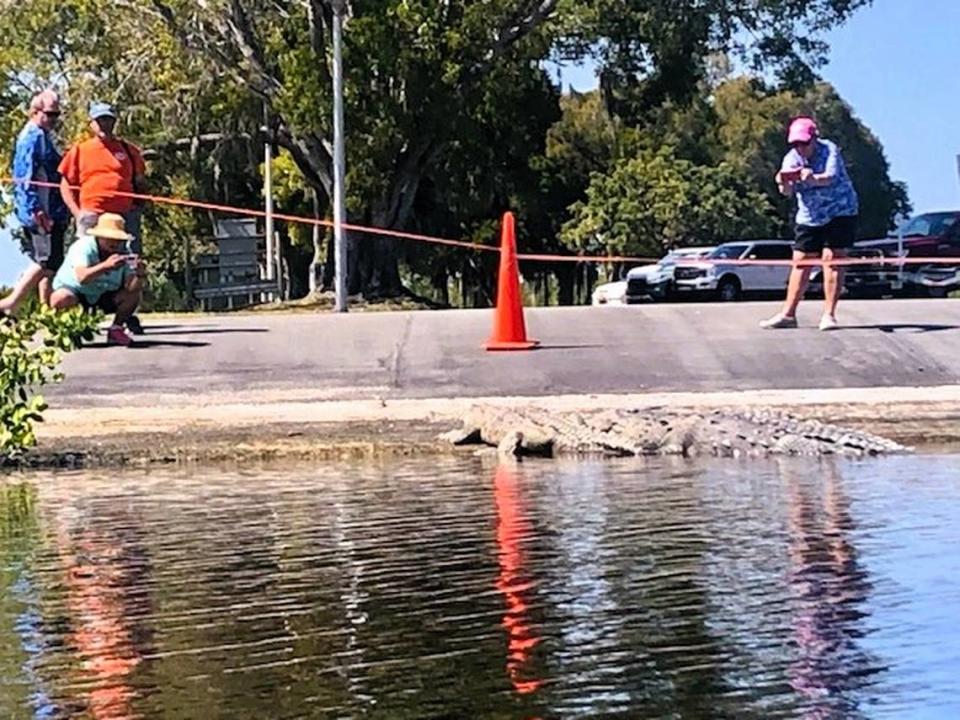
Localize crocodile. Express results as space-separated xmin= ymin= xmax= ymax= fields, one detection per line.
xmin=440 ymin=405 xmax=910 ymax=459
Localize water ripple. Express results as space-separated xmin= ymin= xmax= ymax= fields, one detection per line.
xmin=0 ymin=454 xmax=958 ymax=718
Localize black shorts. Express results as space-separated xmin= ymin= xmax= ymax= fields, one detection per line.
xmin=15 ymin=222 xmax=66 ymax=270
xmin=794 ymin=215 xmax=857 ymax=254
xmin=78 ymin=292 xmax=119 ymax=314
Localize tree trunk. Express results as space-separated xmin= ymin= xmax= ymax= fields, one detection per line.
xmin=368 ymin=235 xmax=403 ymax=297
xmin=322 ymin=231 xmax=336 ymax=291
xmin=432 ymin=267 xmax=449 ymax=306
xmin=555 ymin=265 xmax=575 ymax=306
xmin=278 ymin=223 xmax=291 ymax=301
xmin=309 ymin=188 xmax=324 ymax=294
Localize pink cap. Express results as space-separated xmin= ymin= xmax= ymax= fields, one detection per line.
xmin=787 ymin=117 xmax=818 ymax=144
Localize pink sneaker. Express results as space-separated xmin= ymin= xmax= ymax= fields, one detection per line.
xmin=106 ymin=325 xmax=134 ymax=347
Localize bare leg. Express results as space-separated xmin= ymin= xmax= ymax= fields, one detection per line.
xmin=111 ymin=288 xmax=142 ymax=326
xmin=781 ymin=251 xmax=817 ymax=318
xmin=822 ymin=247 xmax=844 ymax=318
xmin=37 ymin=272 xmax=54 ymax=306
xmin=0 ymin=263 xmax=46 ymax=314
xmin=49 ymin=289 xmax=81 ymax=311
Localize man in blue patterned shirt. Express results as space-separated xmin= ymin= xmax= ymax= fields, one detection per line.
xmin=760 ymin=117 xmax=860 ymax=331
xmin=2 ymin=89 xmax=69 ymax=317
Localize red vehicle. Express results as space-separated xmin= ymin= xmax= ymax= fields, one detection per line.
xmin=851 ymin=211 xmax=960 ymax=296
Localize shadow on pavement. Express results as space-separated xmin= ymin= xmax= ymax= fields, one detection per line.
xmin=129 ymin=324 xmax=215 ymax=331
xmin=142 ymin=328 xmax=270 ymax=336
xmin=534 ymin=344 xmax=605 ymax=350
xmin=83 ymin=339 xmax=211 ymax=349
xmin=841 ymin=323 xmax=959 ymax=333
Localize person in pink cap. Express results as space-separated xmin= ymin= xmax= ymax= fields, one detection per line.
xmin=760 ymin=116 xmax=859 ymax=331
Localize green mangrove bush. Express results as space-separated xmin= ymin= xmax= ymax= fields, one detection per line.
xmin=0 ymin=306 xmax=99 ymax=456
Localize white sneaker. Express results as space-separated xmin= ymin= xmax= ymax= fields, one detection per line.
xmin=759 ymin=313 xmax=798 ymax=329
xmin=818 ymin=314 xmax=839 ymax=331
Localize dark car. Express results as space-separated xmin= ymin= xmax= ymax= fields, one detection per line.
xmin=849 ymin=211 xmax=960 ymax=296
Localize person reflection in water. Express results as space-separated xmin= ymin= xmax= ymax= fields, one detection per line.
xmin=783 ymin=458 xmax=881 ymax=719
xmin=56 ymin=501 xmax=153 ymax=720
xmin=493 ymin=464 xmax=543 ymax=696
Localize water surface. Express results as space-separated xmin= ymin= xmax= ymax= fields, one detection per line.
xmin=1 ymin=454 xmax=958 ymax=718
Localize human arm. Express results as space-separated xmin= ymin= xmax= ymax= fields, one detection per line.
xmin=124 ymin=258 xmax=147 ymax=292
xmin=127 ymin=142 xmax=148 ymax=203
xmin=13 ymin=132 xmax=52 ymax=229
xmin=57 ymin=146 xmax=88 ymax=220
xmin=775 ymin=151 xmax=802 ymax=196
xmin=74 ymin=253 xmax=128 ymax=285
xmin=798 ymin=168 xmax=834 ymax=187
xmin=59 ymin=176 xmax=83 ymax=219
xmin=799 ymin=142 xmax=840 ymax=187
xmin=776 ymin=168 xmax=799 ymax=197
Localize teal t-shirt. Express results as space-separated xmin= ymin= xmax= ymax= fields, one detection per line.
xmin=53 ymin=234 xmax=131 ymax=302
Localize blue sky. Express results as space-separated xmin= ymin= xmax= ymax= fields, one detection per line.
xmin=556 ymin=0 xmax=960 ymax=216
xmin=3 ymin=0 xmax=958 ymax=286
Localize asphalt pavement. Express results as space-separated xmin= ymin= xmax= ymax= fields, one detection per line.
xmin=48 ymin=299 xmax=960 ymax=409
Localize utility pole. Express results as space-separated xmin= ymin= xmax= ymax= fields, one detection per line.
xmin=264 ymin=102 xmax=277 ymax=289
xmin=332 ymin=0 xmax=348 ymax=312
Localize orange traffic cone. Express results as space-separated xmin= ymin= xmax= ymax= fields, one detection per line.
xmin=486 ymin=212 xmax=539 ymax=351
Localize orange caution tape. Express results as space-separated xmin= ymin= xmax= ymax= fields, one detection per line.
xmin=0 ymin=176 xmax=664 ymax=263
xmin=5 ymin=176 xmax=959 ymax=268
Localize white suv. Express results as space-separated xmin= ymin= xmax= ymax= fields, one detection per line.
xmin=673 ymin=240 xmax=796 ymax=301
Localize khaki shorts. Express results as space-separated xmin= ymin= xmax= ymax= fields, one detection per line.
xmin=14 ymin=222 xmax=66 ymax=270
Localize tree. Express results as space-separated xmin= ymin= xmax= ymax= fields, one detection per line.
xmin=561 ymin=147 xmax=777 ymax=257
xmin=528 ymin=91 xmax=629 ymax=302
xmin=93 ymin=0 xmax=565 ymax=298
xmin=379 ymin=51 xmax=563 ymax=307
xmin=712 ymin=77 xmax=910 ymax=237
xmin=1 ymin=0 xmax=887 ymax=305
xmin=561 ymin=0 xmax=873 ymax=123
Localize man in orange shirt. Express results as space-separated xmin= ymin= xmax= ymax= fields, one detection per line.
xmin=59 ymin=101 xmax=147 ymax=333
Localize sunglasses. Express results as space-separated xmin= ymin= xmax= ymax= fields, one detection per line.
xmin=42 ymin=110 xmax=61 ymax=117
xmin=791 ymin=140 xmax=812 ymax=149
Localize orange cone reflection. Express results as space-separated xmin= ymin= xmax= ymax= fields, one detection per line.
xmin=493 ymin=464 xmax=543 ymax=695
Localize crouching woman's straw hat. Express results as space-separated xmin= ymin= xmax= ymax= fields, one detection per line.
xmin=88 ymin=213 xmax=132 ymax=241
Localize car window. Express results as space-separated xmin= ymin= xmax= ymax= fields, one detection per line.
xmin=931 ymin=215 xmax=958 ymax=235
xmin=944 ymin=221 xmax=960 ymax=243
xmin=708 ymin=244 xmax=748 ymax=260
xmin=899 ymin=212 xmax=960 ymax=237
xmin=750 ymin=244 xmax=793 ymax=260
xmin=662 ymin=249 xmax=703 ymax=265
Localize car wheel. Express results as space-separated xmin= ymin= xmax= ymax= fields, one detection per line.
xmin=717 ymin=276 xmax=741 ymax=302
